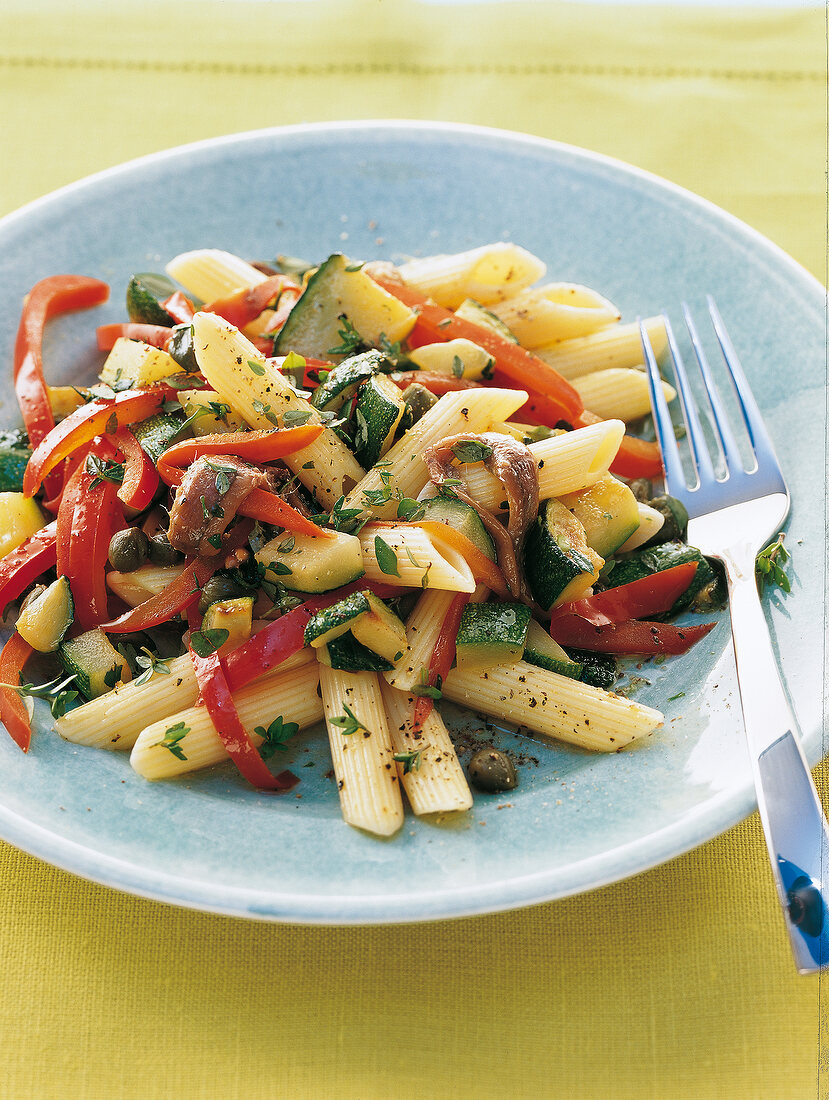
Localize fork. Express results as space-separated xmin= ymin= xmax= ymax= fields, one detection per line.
xmin=641 ymin=299 xmax=829 ymax=974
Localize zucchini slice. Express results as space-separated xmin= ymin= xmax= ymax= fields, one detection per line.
xmin=304 ymin=590 xmax=372 ymax=648
xmin=558 ymin=474 xmax=641 ymax=559
xmin=202 ymin=596 xmax=254 ymax=653
xmin=178 ymin=390 xmax=243 ymax=436
xmin=255 ymin=530 xmax=364 ymax=594
xmin=0 ymin=445 xmax=32 ymax=494
xmin=522 ymin=619 xmax=582 ymax=680
xmin=130 ymin=411 xmax=187 ymax=465
xmin=350 ymin=593 xmax=407 ymax=663
xmin=408 ymin=338 xmax=494 ymax=381
xmin=454 ymin=601 xmax=532 ymax=671
xmin=524 ymin=499 xmax=603 ymax=611
xmin=454 ymin=298 xmax=519 ymax=343
xmin=317 ymin=633 xmax=396 ymax=673
xmin=0 ymin=493 xmax=46 ymax=560
xmin=60 ymin=629 xmax=132 ymax=699
xmin=420 ymin=497 xmax=496 ymax=561
xmin=126 ymin=273 xmax=179 ymax=326
xmin=565 ymin=648 xmax=617 ymax=690
xmin=353 ymin=373 xmax=405 ymax=468
xmin=604 ymin=540 xmax=723 ymax=615
xmin=310 ymin=350 xmax=385 ymax=413
xmin=16 ymin=576 xmax=74 ymax=653
xmin=273 ymin=253 xmax=417 ymax=360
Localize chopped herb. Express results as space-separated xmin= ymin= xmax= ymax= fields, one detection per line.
xmin=451 ymin=355 xmax=464 ymax=379
xmin=155 ymin=721 xmax=189 ymax=761
xmin=329 ymin=702 xmax=369 ymax=737
xmin=206 ymin=533 xmax=223 ymax=550
xmin=254 ymin=715 xmax=300 ymax=759
xmin=208 ymin=401 xmax=231 ymax=421
xmin=200 ymin=495 xmax=211 ymax=522
xmin=251 ymin=399 xmax=281 ymax=427
xmin=277 ymin=535 xmax=296 ymax=553
xmin=0 ymin=672 xmax=79 ymax=719
xmin=86 ymin=454 xmax=125 ymax=489
xmin=437 ymin=318 xmax=452 ymax=329
xmin=451 ymin=440 xmax=493 ymax=465
xmin=281 ymin=350 xmax=307 ymax=375
xmin=329 ymin=495 xmax=368 ymax=535
xmin=327 ymin=316 xmax=365 ymax=357
xmin=374 ymin=535 xmax=399 ymax=577
xmin=301 ymin=461 xmax=315 ymax=470
xmin=393 ymin=748 xmax=423 ymax=774
xmin=132 ymin=647 xmax=173 ymax=687
xmin=667 ymin=691 xmax=685 ymax=701
xmin=247 ymin=359 xmax=266 ymax=376
xmin=104 ymin=411 xmax=119 ymax=435
xmin=189 ymin=628 xmax=230 ymax=657
xmin=755 ymin=534 xmax=791 ymax=594
xmin=353 ymin=407 xmax=369 ymax=453
xmin=270 ymin=561 xmax=293 ymax=576
xmin=345 ymin=262 xmax=366 ymax=272
xmin=282 ymin=409 xmax=313 ymax=428
xmin=103 ymin=664 xmax=123 ymax=690
xmin=397 ymin=497 xmax=426 ymax=522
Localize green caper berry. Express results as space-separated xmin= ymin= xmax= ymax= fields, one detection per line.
xmin=147 ymin=533 xmax=184 ymax=566
xmin=108 ymin=528 xmax=149 ymax=573
xmin=197 ymin=575 xmax=246 ymax=615
xmin=468 ymin=747 xmax=518 ymax=793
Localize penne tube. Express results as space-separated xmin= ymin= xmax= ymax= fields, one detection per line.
xmin=617 ymin=502 xmax=665 ymax=552
xmin=344 ymin=387 xmax=526 ymax=520
xmin=443 ymin=660 xmax=663 ymax=752
xmin=396 ymin=243 xmax=546 ymax=309
xmin=571 ymin=368 xmax=676 ymax=423
xmin=166 ymin=248 xmax=267 ymax=301
xmin=490 ymin=283 xmax=620 ymax=346
xmin=318 ymin=665 xmax=404 ymax=836
xmin=460 ymin=420 xmax=625 ymax=512
xmin=360 ymin=525 xmax=475 ymax=592
xmin=106 ymin=564 xmax=186 ymax=608
xmin=57 ymin=645 xmax=310 ymax=751
xmin=380 ymin=682 xmax=472 ymax=815
xmin=130 ymin=651 xmax=321 ymax=779
xmin=192 ymin=311 xmax=365 ymax=508
xmin=534 ymin=316 xmax=668 ymax=380
xmin=383 ymin=589 xmax=456 ymax=693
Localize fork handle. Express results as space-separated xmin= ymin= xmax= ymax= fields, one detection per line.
xmin=723 ymin=553 xmax=829 ymax=973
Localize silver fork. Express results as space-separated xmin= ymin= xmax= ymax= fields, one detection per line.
xmin=641 ymin=299 xmax=828 ymax=974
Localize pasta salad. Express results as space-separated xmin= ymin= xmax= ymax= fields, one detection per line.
xmin=0 ymin=242 xmax=721 ymax=836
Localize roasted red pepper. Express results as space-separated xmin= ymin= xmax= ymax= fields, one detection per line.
xmin=159 ymin=291 xmax=195 ymax=325
xmin=549 ymin=562 xmax=699 ymax=628
xmin=23 ymin=389 xmax=167 ymax=496
xmin=68 ymin=444 xmax=122 ymax=630
xmin=574 ymin=410 xmax=662 ymax=480
xmin=204 ymin=275 xmax=299 ymax=330
xmin=0 ymin=522 xmax=57 ymax=616
xmin=413 ymin=592 xmax=470 ymax=730
xmin=112 ymin=428 xmax=159 ymax=512
xmin=390 ymin=371 xmax=481 ymax=396
xmin=96 ymin=323 xmax=173 ymax=352
xmin=548 ymin=616 xmax=716 ymax=655
xmin=0 ymin=632 xmax=35 ymax=751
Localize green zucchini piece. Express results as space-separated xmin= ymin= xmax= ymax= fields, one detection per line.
xmin=604 ymin=540 xmax=723 ymax=616
xmin=60 ymin=629 xmax=132 ymax=699
xmin=310 ymin=350 xmax=385 ymax=413
xmin=131 ymin=411 xmax=187 ymax=465
xmin=565 ymin=648 xmax=617 ymax=690
xmin=454 ymin=298 xmax=519 ymax=343
xmin=16 ymin=576 xmax=74 ymax=653
xmin=303 ymin=590 xmax=372 ymax=648
xmin=353 ymin=373 xmax=405 ymax=468
xmin=350 ymin=593 xmax=407 ymax=663
xmin=420 ymin=496 xmax=496 ymax=561
xmin=454 ymin=601 xmax=531 ymax=671
xmin=202 ymin=595 xmax=254 ymax=653
xmin=524 ymin=499 xmax=603 ymax=611
xmin=559 ymin=474 xmax=641 ymax=558
xmin=256 ymin=530 xmax=364 ymax=594
xmin=522 ymin=619 xmax=582 ymax=680
xmin=399 ymin=382 xmax=438 ymax=430
xmin=641 ymin=495 xmax=689 ymax=546
xmin=273 ymin=252 xmax=417 ymax=361
xmin=317 ymin=633 xmax=395 ymax=673
xmin=126 ymin=273 xmax=179 ymax=326
xmin=0 ymin=445 xmax=32 ymax=493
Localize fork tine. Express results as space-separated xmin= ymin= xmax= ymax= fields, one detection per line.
xmin=662 ymin=314 xmax=718 ymax=487
xmin=682 ymin=303 xmax=745 ymax=474
xmin=640 ymin=318 xmax=686 ymax=494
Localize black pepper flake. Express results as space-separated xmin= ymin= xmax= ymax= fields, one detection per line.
xmin=538 ymin=460 xmax=545 ymax=469
xmin=236 ymin=355 xmax=243 ymax=364
xmin=337 ymin=779 xmax=344 ymax=790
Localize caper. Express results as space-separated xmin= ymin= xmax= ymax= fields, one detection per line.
xmin=644 ymin=495 xmax=689 ymax=545
xmin=108 ymin=528 xmax=149 ymax=573
xmin=468 ymin=747 xmax=517 ymax=793
xmin=147 ymin=532 xmax=184 ymax=566
xmin=401 ymin=382 xmax=438 ymax=426
xmin=197 ymin=574 xmax=246 ymax=615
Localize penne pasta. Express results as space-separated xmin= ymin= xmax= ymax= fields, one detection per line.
xmin=489 ymin=283 xmax=620 ymax=346
xmin=396 ymin=243 xmax=546 ymax=309
xmin=360 ymin=525 xmax=475 ymax=592
xmin=380 ymin=682 xmax=472 ymax=815
xmin=192 ymin=310 xmax=365 ymax=508
xmin=443 ymin=660 xmax=663 ymax=752
xmin=460 ymin=419 xmax=625 ymax=512
xmin=106 ymin=564 xmax=186 ymax=608
xmin=166 ymin=248 xmax=267 ymax=301
xmin=318 ymin=665 xmax=404 ymax=836
xmin=571 ymin=368 xmax=676 ymax=423
xmin=617 ymin=502 xmax=665 ymax=552
xmin=533 ymin=316 xmax=668 ymax=380
xmin=130 ymin=651 xmax=321 ymax=779
xmin=383 ymin=589 xmax=457 ymax=693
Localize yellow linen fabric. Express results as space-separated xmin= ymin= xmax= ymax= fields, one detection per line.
xmin=1 ymin=3 xmax=826 ymax=1098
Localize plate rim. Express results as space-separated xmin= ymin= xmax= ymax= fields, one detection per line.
xmin=0 ymin=119 xmax=825 ymax=924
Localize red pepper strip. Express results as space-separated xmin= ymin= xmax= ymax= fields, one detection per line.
xmin=223 ymin=580 xmax=404 ymax=692
xmin=189 ymin=638 xmax=298 ymax=791
xmin=369 ymin=520 xmax=509 ymax=599
xmin=239 ymin=489 xmax=332 ymax=537
xmin=160 ymin=291 xmax=195 ymax=325
xmin=414 ymin=592 xmax=470 ymax=730
xmin=390 ymin=371 xmax=482 ymax=396
xmin=574 ymin=410 xmax=663 ymax=480
xmin=0 ymin=522 xmax=57 ymax=616
xmin=0 ymin=633 xmax=35 ymax=752
xmin=548 ymin=616 xmax=716 ymax=656
xmin=204 ymin=275 xmax=299 ymax=330
xmin=155 ymin=425 xmax=325 ymax=484
xmin=300 ymin=358 xmax=334 ymax=389
xmin=549 ymin=562 xmax=699 ymax=628
xmin=56 ymin=459 xmax=87 ymax=578
xmin=24 ymin=389 xmax=167 ymax=497
xmin=101 ymin=520 xmax=253 ymax=633
xmin=112 ymin=428 xmax=159 ymax=511
xmin=259 ymin=285 xmax=303 ymax=336
xmin=370 ymin=275 xmax=583 ymax=422
xmin=96 ymin=323 xmax=173 ymax=352
xmin=68 ymin=447 xmax=122 ymax=630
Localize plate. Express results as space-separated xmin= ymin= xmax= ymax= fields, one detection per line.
xmin=0 ymin=122 xmax=824 ymax=923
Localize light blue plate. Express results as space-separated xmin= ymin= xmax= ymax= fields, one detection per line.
xmin=0 ymin=122 xmax=824 ymax=923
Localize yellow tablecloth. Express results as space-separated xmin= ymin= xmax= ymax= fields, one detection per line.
xmin=1 ymin=3 xmax=826 ymax=1097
